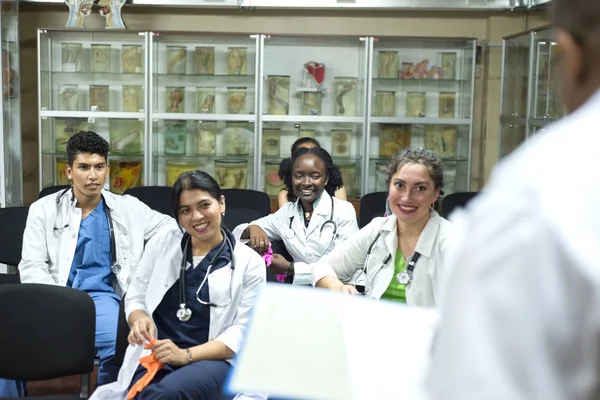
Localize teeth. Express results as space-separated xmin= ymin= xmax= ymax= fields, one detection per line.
xmin=400 ymin=206 xmax=416 ymax=211
xmin=194 ymin=223 xmax=208 ymax=229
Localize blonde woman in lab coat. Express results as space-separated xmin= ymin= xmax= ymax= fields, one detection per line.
xmin=234 ymin=146 xmax=358 ymax=285
xmin=313 ymin=147 xmax=452 ymax=306
xmin=91 ymin=170 xmax=266 ymax=400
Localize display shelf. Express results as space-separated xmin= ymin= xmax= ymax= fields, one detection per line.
xmin=370 ymin=117 xmax=471 ymax=125
xmin=151 ymin=113 xmax=254 ymax=121
xmin=262 ymin=115 xmax=363 ymax=124
xmin=40 ymin=111 xmax=145 ymax=119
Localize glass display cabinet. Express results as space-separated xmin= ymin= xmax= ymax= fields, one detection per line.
xmin=37 ymin=30 xmax=477 ymax=199
xmin=368 ymin=37 xmax=475 ymax=196
xmin=38 ymin=29 xmax=148 ymax=194
xmin=499 ymin=26 xmax=563 ymax=159
xmin=0 ymin=0 xmax=21 ymax=207
xmin=149 ymin=32 xmax=259 ymax=191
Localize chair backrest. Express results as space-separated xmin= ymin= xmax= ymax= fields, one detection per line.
xmin=0 ymin=284 xmax=96 ymax=381
xmin=222 ymin=207 xmax=262 ymax=232
xmin=0 ymin=273 xmax=20 ymax=285
xmin=0 ymin=206 xmax=29 ymax=266
xmin=441 ymin=191 xmax=479 ymax=219
xmin=222 ymin=189 xmax=271 ymax=217
xmin=359 ymin=191 xmax=388 ymax=228
xmin=124 ymin=186 xmax=173 ymax=217
xmin=39 ymin=185 xmax=71 ymax=199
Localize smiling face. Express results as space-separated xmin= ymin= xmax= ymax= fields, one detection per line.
xmin=178 ymin=189 xmax=225 ymax=246
xmin=292 ymin=154 xmax=328 ymax=207
xmin=388 ymin=162 xmax=440 ymax=225
xmin=65 ymin=152 xmax=109 ymax=201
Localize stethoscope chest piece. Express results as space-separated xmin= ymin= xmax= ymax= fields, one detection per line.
xmin=284 ymin=228 xmax=295 ymax=240
xmin=177 ymin=304 xmax=192 ymax=322
xmin=111 ymin=262 xmax=121 ymax=275
xmin=396 ymin=270 xmax=412 ymax=285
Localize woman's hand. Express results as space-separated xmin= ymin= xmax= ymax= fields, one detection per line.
xmin=269 ymin=253 xmax=290 ymax=274
xmin=152 ymin=339 xmax=189 ymax=366
xmin=247 ymin=225 xmax=269 ymax=254
xmin=128 ymin=315 xmax=156 ymax=346
xmin=334 ymin=285 xmax=359 ymax=295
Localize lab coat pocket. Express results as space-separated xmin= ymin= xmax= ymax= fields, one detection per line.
xmin=208 ymin=266 xmax=233 ymax=307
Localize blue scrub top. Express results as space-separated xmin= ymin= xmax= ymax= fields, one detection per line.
xmin=67 ymin=198 xmax=118 ymax=297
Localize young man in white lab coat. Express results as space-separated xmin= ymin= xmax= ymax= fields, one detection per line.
xmin=0 ymin=131 xmax=174 ymax=397
xmin=426 ymin=1 xmax=600 ymax=399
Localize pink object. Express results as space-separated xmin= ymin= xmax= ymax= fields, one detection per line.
xmin=262 ymin=242 xmax=286 ymax=283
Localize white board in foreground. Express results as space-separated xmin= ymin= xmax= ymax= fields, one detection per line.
xmin=228 ymin=283 xmax=438 ymax=400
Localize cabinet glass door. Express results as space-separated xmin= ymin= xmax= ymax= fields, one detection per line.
xmin=368 ymin=38 xmax=475 ymax=195
xmin=260 ymin=35 xmax=367 ymax=200
xmin=530 ymin=28 xmax=563 ymax=127
xmin=500 ymin=122 xmax=526 ymax=158
xmin=149 ymin=32 xmax=258 ymax=190
xmin=38 ymin=30 xmax=147 ymax=195
xmin=0 ymin=0 xmax=20 ymax=206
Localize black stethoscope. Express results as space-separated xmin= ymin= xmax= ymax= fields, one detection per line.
xmin=177 ymin=228 xmax=235 ymax=322
xmin=53 ymin=187 xmax=121 ymax=275
xmin=284 ymin=195 xmax=338 ymax=251
xmin=356 ymin=228 xmax=422 ymax=294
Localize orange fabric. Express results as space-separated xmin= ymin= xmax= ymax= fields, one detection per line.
xmin=126 ymin=339 xmax=164 ymax=400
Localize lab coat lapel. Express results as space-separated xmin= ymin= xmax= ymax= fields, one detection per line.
xmin=290 ymin=201 xmax=307 ymax=241
xmin=383 ymin=217 xmax=399 ymax=260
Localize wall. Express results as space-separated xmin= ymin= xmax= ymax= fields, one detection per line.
xmin=18 ymin=4 xmax=550 ymax=204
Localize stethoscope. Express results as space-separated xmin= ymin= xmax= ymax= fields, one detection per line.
xmin=53 ymin=187 xmax=121 ymax=275
xmin=356 ymin=228 xmax=422 ymax=294
xmin=284 ymin=195 xmax=338 ymax=252
xmin=177 ymin=229 xmax=235 ymax=322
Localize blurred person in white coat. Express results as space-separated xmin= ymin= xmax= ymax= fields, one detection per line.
xmin=91 ymin=170 xmax=266 ymax=400
xmin=426 ymin=1 xmax=600 ymax=398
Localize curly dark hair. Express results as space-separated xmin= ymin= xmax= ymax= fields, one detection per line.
xmin=66 ymin=131 xmax=109 ymax=166
xmin=283 ymin=147 xmax=344 ymax=202
xmin=277 ymin=136 xmax=322 ymax=183
xmin=386 ymin=147 xmax=445 ymax=212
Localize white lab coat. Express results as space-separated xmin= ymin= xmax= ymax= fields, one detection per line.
xmin=90 ymin=227 xmax=267 ymax=400
xmin=426 ymin=91 xmax=600 ymax=399
xmin=233 ymin=192 xmax=359 ymax=285
xmin=312 ymin=211 xmax=451 ymax=306
xmin=18 ymin=189 xmax=175 ymax=295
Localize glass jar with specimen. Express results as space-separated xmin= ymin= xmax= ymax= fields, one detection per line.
xmin=302 ymin=92 xmax=322 ymax=115
xmin=223 ymin=122 xmax=251 ymax=155
xmin=122 ymin=86 xmax=143 ymax=112
xmin=438 ymin=92 xmax=456 ymax=118
xmin=338 ymin=161 xmax=358 ymax=198
xmin=298 ymin=129 xmax=316 ymax=138
xmin=438 ymin=52 xmax=457 ymax=80
xmin=334 ymin=77 xmax=357 ymax=116
xmin=109 ymin=119 xmax=144 ymax=154
xmin=267 ymin=76 xmax=290 ymax=115
xmin=378 ymin=51 xmax=399 ymax=78
xmin=56 ymin=159 xmax=70 ymax=185
xmin=194 ymin=47 xmax=215 ymax=75
xmin=122 ymin=45 xmax=142 ymax=73
xmin=59 ymin=85 xmax=79 ymax=111
xmin=406 ymin=92 xmax=426 ymax=118
xmin=215 ymin=159 xmax=248 ymax=189
xmin=195 ymin=121 xmax=217 ymax=156
xmin=166 ymin=160 xmax=199 ymax=186
xmin=331 ymin=130 xmax=352 ymax=158
xmin=227 ymin=47 xmax=247 ymax=75
xmin=163 ymin=120 xmax=187 ymax=155
xmin=379 ymin=124 xmax=411 ymax=157
xmin=196 ymin=87 xmax=215 ymax=113
xmin=89 ymin=85 xmax=110 ymax=111
xmin=110 ymin=160 xmax=143 ymax=194
xmin=165 ymin=87 xmax=185 ymax=113
xmin=227 ymin=87 xmax=247 ymax=114
xmin=91 ymin=44 xmax=111 ymax=73
xmin=61 ymin=43 xmax=82 ymax=72
xmin=262 ymin=128 xmax=281 ymax=157
xmin=375 ymin=161 xmax=388 ymax=192
xmin=376 ymin=91 xmax=396 ymax=117
xmin=167 ymin=46 xmax=187 ymax=74
xmin=424 ymin=125 xmax=457 ymax=159
xmin=264 ymin=160 xmax=285 ymax=197
xmin=55 ymin=118 xmax=88 ymax=153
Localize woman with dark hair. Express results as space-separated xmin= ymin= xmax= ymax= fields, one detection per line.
xmin=277 ymin=137 xmax=347 ymax=208
xmin=312 ymin=147 xmax=452 ymax=306
xmin=233 ymin=147 xmax=358 ymax=286
xmin=91 ymin=170 xmax=266 ymax=400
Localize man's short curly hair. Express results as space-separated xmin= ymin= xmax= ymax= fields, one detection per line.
xmin=66 ymin=131 xmax=109 ymax=166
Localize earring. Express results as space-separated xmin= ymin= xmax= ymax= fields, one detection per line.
xmin=222 ymin=212 xmax=225 ymax=216
xmin=430 ymin=203 xmax=435 ymax=210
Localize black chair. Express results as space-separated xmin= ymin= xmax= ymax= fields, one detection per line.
xmin=441 ymin=191 xmax=479 ymax=219
xmin=104 ymin=297 xmax=129 ymax=370
xmin=124 ymin=186 xmax=172 ymax=216
xmin=222 ymin=189 xmax=271 ymax=218
xmin=39 ymin=185 xmax=71 ymax=199
xmin=359 ymin=192 xmax=388 ymax=228
xmin=0 ymin=284 xmax=96 ymax=399
xmin=222 ymin=207 xmax=262 ymax=232
xmin=0 ymin=206 xmax=29 ymax=268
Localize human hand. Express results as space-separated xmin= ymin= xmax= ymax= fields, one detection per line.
xmin=128 ymin=316 xmax=156 ymax=346
xmin=269 ymin=253 xmax=290 ymax=274
xmin=248 ymin=225 xmax=269 ymax=254
xmin=333 ymin=284 xmax=359 ymax=295
xmin=152 ymin=339 xmax=189 ymax=366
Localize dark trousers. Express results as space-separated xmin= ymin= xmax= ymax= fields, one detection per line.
xmin=130 ymin=360 xmax=233 ymax=400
